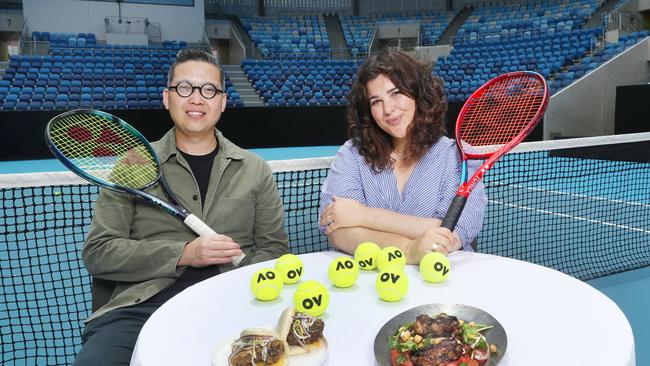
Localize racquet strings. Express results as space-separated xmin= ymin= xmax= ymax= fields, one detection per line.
xmin=458 ymin=74 xmax=546 ymax=153
xmin=49 ymin=112 xmax=158 ymax=189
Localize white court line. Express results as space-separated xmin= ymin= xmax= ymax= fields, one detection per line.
xmin=488 ymin=183 xmax=650 ymax=208
xmin=489 ymin=199 xmax=650 ymax=235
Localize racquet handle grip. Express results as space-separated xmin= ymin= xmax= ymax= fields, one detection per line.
xmin=183 ymin=214 xmax=246 ymax=267
xmin=184 ymin=214 xmax=217 ymax=236
xmin=441 ymin=195 xmax=468 ymax=231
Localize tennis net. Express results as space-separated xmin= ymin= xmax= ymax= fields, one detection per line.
xmin=1 ymin=133 xmax=649 ymax=364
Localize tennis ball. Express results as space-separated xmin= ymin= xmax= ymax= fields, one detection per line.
xmin=354 ymin=241 xmax=381 ymax=270
xmin=375 ymin=268 xmax=409 ymax=302
xmin=250 ymin=268 xmax=283 ymax=301
xmin=420 ymin=252 xmax=451 ymax=283
xmin=275 ymin=253 xmax=304 ymax=284
xmin=376 ymin=246 xmax=406 ymax=271
xmin=293 ymin=280 xmax=330 ymax=316
xmin=328 ymin=256 xmax=359 ymax=288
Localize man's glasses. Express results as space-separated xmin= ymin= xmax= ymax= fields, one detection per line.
xmin=168 ymin=81 xmax=224 ymax=99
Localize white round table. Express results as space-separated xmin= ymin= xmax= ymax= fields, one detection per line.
xmin=131 ymin=251 xmax=635 ymax=365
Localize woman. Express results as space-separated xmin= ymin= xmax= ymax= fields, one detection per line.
xmin=319 ymin=50 xmax=486 ymax=264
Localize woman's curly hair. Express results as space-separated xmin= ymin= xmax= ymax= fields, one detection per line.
xmin=347 ymin=50 xmax=447 ymax=172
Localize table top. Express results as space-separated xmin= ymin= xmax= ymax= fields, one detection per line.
xmin=131 ymin=251 xmax=635 ymax=366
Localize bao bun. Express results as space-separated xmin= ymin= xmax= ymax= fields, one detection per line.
xmin=276 ymin=308 xmax=325 ymax=356
xmin=229 ymin=328 xmax=289 ymax=366
xmin=240 ymin=327 xmax=280 ymax=338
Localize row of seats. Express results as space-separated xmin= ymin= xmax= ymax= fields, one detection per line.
xmin=457 ymin=0 xmax=602 ymax=39
xmin=242 ymin=59 xmax=362 ymax=106
xmin=0 ymin=99 xmax=161 ymax=111
xmin=436 ymin=28 xmax=601 ymax=101
xmin=32 ymin=32 xmax=97 ymax=48
xmin=339 ymin=10 xmax=457 ymax=54
xmin=550 ymin=30 xmax=650 ymax=93
xmin=0 ymin=74 xmax=244 ymax=111
xmin=240 ymin=15 xmax=331 ymax=59
xmin=0 ymin=40 xmax=244 ymax=111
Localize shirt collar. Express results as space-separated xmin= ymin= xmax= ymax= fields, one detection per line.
xmin=155 ymin=128 xmax=247 ymax=163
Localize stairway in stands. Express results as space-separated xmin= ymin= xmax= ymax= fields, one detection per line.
xmin=0 ymin=61 xmax=7 ymax=80
xmin=324 ymin=15 xmax=351 ymax=59
xmin=221 ymin=64 xmax=264 ymax=107
xmin=582 ymin=0 xmax=621 ymax=29
xmin=436 ymin=7 xmax=474 ymax=46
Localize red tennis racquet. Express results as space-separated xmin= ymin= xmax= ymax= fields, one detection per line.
xmin=441 ymin=71 xmax=549 ymax=232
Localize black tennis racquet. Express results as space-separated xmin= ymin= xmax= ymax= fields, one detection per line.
xmin=45 ymin=109 xmax=245 ymax=266
xmin=442 ymin=71 xmax=549 ymax=234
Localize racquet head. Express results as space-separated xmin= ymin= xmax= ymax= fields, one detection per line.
xmin=455 ymin=71 xmax=549 ymax=160
xmin=45 ymin=109 xmax=160 ymax=191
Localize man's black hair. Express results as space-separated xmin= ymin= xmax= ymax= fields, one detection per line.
xmin=167 ymin=48 xmax=223 ymax=88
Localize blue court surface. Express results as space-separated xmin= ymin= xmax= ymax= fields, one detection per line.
xmin=0 ymin=145 xmax=342 ymax=174
xmin=588 ymin=266 xmax=650 ymax=366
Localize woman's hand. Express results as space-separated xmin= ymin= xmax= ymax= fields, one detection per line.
xmin=404 ymin=227 xmax=459 ymax=264
xmin=320 ymin=196 xmax=367 ymax=234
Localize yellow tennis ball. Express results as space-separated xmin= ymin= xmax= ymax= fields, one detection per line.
xmin=250 ymin=268 xmax=283 ymax=301
xmin=375 ymin=268 xmax=409 ymax=302
xmin=419 ymin=252 xmax=451 ymax=283
xmin=328 ymin=256 xmax=359 ymax=288
xmin=376 ymin=246 xmax=406 ymax=271
xmin=293 ymin=280 xmax=330 ymax=316
xmin=275 ymin=253 xmax=304 ymax=284
xmin=354 ymin=241 xmax=381 ymax=270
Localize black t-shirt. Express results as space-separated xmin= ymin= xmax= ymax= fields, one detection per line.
xmin=179 ymin=148 xmax=219 ymax=206
xmin=145 ymin=147 xmax=221 ymax=305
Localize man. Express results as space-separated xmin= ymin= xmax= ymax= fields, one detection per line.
xmin=73 ymin=49 xmax=289 ymax=365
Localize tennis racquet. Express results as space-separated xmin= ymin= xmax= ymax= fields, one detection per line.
xmin=45 ymin=109 xmax=245 ymax=266
xmin=441 ymin=71 xmax=549 ymax=233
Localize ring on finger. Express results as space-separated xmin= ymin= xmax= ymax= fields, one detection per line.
xmin=431 ymin=243 xmax=440 ymax=252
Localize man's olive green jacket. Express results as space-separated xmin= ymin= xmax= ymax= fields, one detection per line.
xmin=83 ymin=128 xmax=288 ymax=322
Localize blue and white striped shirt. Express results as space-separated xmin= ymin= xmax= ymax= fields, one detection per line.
xmin=319 ymin=137 xmax=487 ymax=250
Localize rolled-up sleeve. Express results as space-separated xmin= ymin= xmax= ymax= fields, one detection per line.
xmin=318 ymin=141 xmax=366 ymax=232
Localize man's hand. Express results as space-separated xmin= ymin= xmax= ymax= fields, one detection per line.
xmin=404 ymin=227 xmax=459 ymax=264
xmin=320 ymin=196 xmax=368 ymax=234
xmin=178 ymin=234 xmax=243 ymax=268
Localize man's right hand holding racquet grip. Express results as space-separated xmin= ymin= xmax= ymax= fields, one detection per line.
xmin=178 ymin=234 xmax=244 ymax=267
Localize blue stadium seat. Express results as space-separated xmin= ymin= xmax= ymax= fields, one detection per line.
xmin=54 ymin=100 xmax=68 ymax=109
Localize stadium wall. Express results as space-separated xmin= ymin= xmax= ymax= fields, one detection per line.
xmin=358 ymin=0 xmax=446 ymax=15
xmin=22 ymin=0 xmax=205 ymax=42
xmin=0 ymin=106 xmax=348 ymax=161
xmin=615 ymin=84 xmax=650 ymax=134
xmin=544 ymin=38 xmax=650 ymax=139
xmin=1 ymin=100 xmax=544 ymax=162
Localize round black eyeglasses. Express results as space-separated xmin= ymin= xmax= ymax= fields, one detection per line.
xmin=168 ymin=81 xmax=224 ymax=99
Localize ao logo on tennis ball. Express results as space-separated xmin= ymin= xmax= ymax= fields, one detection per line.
xmin=419 ymin=252 xmax=451 ymax=283
xmin=375 ymin=269 xmax=408 ymax=302
xmin=250 ymin=268 xmax=283 ymax=301
xmin=328 ymin=256 xmax=359 ymax=288
xmin=275 ymin=253 xmax=304 ymax=284
xmin=354 ymin=242 xmax=380 ymax=270
xmin=293 ymin=280 xmax=330 ymax=316
xmin=377 ymin=246 xmax=406 ymax=271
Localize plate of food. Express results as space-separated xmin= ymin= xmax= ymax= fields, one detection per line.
xmin=374 ymin=304 xmax=507 ymax=366
xmin=212 ymin=308 xmax=328 ymax=366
